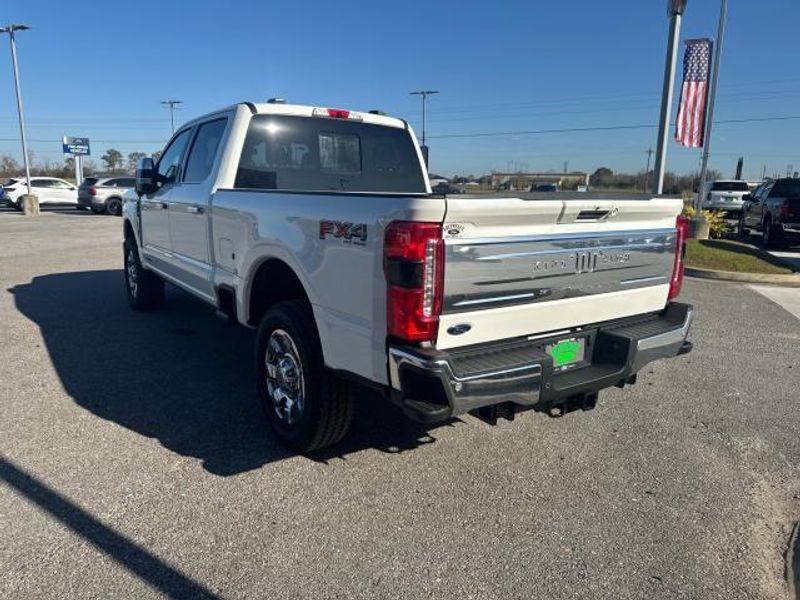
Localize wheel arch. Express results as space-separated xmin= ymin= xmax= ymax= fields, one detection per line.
xmin=245 ymin=257 xmax=314 ymax=328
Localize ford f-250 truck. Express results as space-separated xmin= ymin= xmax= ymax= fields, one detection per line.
xmin=123 ymin=101 xmax=693 ymax=452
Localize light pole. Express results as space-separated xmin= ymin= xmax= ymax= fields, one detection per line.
xmin=1 ymin=24 xmax=32 ymax=199
xmin=652 ymin=0 xmax=688 ymax=195
xmin=410 ymin=90 xmax=438 ymax=165
xmin=695 ymin=0 xmax=728 ymax=211
xmin=644 ymin=147 xmax=654 ymax=192
xmin=161 ymin=100 xmax=183 ymax=134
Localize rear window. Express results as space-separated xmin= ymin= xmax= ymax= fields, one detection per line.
xmin=2 ymin=178 xmax=18 ymax=186
xmin=80 ymin=177 xmax=99 ymax=187
xmin=234 ymin=115 xmax=426 ymax=193
xmin=711 ymin=181 xmax=749 ymax=192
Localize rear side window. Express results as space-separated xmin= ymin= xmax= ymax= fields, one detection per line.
xmin=234 ymin=115 xmax=426 ymax=193
xmin=711 ymin=181 xmax=749 ymax=192
xmin=118 ymin=178 xmax=135 ymax=187
xmin=184 ymin=118 xmax=227 ymax=183
xmin=80 ymin=177 xmax=98 ymax=187
xmin=102 ymin=179 xmax=118 ymax=187
xmin=771 ymin=179 xmax=800 ymax=197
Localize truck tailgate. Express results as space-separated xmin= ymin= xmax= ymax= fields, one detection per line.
xmin=437 ymin=194 xmax=682 ymax=350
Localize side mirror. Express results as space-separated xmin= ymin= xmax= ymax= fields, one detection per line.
xmin=135 ymin=157 xmax=157 ymax=195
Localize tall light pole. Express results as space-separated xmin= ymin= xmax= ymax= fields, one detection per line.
xmin=161 ymin=100 xmax=183 ymax=134
xmin=652 ymin=0 xmax=688 ymax=195
xmin=1 ymin=24 xmax=32 ymax=198
xmin=410 ymin=90 xmax=438 ymax=165
xmin=644 ymin=147 xmax=654 ymax=192
xmin=695 ymin=0 xmax=728 ymax=211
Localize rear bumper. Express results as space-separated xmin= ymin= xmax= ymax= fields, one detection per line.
xmin=388 ymin=302 xmax=693 ymax=423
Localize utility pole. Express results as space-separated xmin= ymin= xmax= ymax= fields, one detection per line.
xmin=410 ymin=90 xmax=438 ymax=166
xmin=1 ymin=24 xmax=32 ymax=200
xmin=161 ymin=100 xmax=183 ymax=134
xmin=652 ymin=0 xmax=688 ymax=195
xmin=695 ymin=0 xmax=728 ymax=211
xmin=644 ymin=147 xmax=654 ymax=192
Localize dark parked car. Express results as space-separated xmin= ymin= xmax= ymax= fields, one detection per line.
xmin=739 ymin=178 xmax=800 ymax=248
xmin=77 ymin=176 xmax=136 ymax=215
xmin=529 ymin=183 xmax=558 ymax=192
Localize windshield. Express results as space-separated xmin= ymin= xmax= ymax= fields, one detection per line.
xmin=711 ymin=181 xmax=749 ymax=192
xmin=235 ymin=115 xmax=426 ymax=194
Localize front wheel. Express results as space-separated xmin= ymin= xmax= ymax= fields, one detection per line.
xmin=255 ymin=301 xmax=354 ymax=452
xmin=124 ymin=237 xmax=164 ymax=310
xmin=762 ymin=216 xmax=785 ymax=249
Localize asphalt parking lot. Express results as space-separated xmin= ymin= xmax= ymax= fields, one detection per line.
xmin=1 ymin=206 xmax=799 ymax=599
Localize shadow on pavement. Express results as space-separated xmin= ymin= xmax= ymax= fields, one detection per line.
xmin=9 ymin=270 xmax=446 ymax=475
xmin=0 ymin=454 xmax=220 ymax=599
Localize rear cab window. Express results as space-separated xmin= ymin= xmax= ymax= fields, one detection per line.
xmin=234 ymin=114 xmax=426 ymax=193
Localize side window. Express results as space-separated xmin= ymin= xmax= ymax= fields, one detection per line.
xmin=119 ymin=178 xmax=135 ymax=187
xmin=156 ymin=128 xmax=192 ymax=185
xmin=31 ymin=180 xmax=51 ymax=188
xmin=50 ymin=180 xmax=72 ymax=189
xmin=103 ymin=179 xmax=118 ymax=187
xmin=183 ymin=118 xmax=228 ymax=183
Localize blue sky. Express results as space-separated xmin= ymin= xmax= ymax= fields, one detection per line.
xmin=1 ymin=0 xmax=798 ymax=179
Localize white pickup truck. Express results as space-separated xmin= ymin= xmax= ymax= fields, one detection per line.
xmin=123 ymin=101 xmax=693 ymax=452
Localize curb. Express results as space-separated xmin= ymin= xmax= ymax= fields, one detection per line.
xmin=789 ymin=521 xmax=799 ymax=600
xmin=685 ymin=266 xmax=800 ymax=287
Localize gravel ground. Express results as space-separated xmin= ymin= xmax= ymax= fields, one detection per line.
xmin=1 ymin=206 xmax=799 ymax=599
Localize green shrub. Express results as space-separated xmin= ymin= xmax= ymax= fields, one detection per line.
xmin=682 ymin=205 xmax=731 ymax=239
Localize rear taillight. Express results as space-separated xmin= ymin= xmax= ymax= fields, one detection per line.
xmin=668 ymin=214 xmax=689 ymax=300
xmin=88 ymin=186 xmax=97 ymax=196
xmin=384 ymin=221 xmax=444 ymax=343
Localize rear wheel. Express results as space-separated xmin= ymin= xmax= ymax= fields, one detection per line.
xmin=737 ymin=216 xmax=749 ymax=240
xmin=124 ymin=236 xmax=164 ymax=310
xmin=106 ymin=197 xmax=122 ymax=216
xmin=255 ymin=301 xmax=354 ymax=452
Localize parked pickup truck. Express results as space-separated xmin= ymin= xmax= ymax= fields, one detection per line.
xmin=123 ymin=101 xmax=694 ymax=452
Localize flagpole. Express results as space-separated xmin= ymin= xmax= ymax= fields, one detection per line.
xmin=695 ymin=0 xmax=728 ymax=212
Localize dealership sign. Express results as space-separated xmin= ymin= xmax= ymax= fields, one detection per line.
xmin=62 ymin=136 xmax=90 ymax=156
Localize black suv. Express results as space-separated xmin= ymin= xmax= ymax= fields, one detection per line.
xmin=739 ymin=178 xmax=800 ymax=248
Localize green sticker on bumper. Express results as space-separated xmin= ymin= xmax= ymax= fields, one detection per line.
xmin=550 ymin=339 xmax=582 ymax=367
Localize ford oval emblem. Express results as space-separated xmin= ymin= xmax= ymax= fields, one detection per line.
xmin=447 ymin=323 xmax=472 ymax=336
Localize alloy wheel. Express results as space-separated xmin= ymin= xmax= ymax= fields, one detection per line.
xmin=265 ymin=329 xmax=305 ymax=425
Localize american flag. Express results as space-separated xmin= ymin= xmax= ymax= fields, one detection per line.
xmin=674 ymin=38 xmax=713 ymax=148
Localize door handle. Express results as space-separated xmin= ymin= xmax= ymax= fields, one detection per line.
xmin=187 ymin=205 xmax=204 ymax=214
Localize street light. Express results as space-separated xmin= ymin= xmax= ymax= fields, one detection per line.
xmin=1 ymin=24 xmax=33 ymax=200
xmin=409 ymin=89 xmax=438 ymax=150
xmin=652 ymin=1 xmax=688 ymax=194
xmin=161 ymin=100 xmax=183 ymax=134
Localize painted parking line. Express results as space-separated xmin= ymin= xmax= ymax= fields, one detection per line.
xmin=749 ymin=284 xmax=800 ymax=320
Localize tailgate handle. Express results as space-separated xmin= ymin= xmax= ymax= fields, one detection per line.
xmin=575 ymin=209 xmax=611 ymax=221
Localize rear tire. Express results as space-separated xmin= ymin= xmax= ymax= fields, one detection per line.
xmin=255 ymin=301 xmax=354 ymax=452
xmin=124 ymin=236 xmax=164 ymax=310
xmin=106 ymin=197 xmax=122 ymax=216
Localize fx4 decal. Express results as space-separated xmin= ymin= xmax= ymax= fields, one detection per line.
xmin=319 ymin=220 xmax=368 ymax=245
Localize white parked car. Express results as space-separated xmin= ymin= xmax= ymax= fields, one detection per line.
xmin=698 ymin=179 xmax=751 ymax=221
xmin=1 ymin=177 xmax=78 ymax=209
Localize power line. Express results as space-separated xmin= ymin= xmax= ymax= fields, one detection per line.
xmin=427 ymin=115 xmax=800 ymax=140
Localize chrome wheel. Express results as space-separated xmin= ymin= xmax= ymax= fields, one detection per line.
xmin=126 ymin=247 xmax=138 ymax=298
xmin=265 ymin=329 xmax=305 ymax=425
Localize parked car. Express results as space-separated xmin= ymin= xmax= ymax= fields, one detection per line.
xmin=431 ymin=181 xmax=462 ymax=194
xmin=77 ymin=176 xmax=136 ymax=215
xmin=1 ymin=177 xmax=77 ymax=209
xmin=698 ymin=179 xmax=750 ymax=224
xmin=122 ymin=101 xmax=693 ymax=452
xmin=530 ymin=183 xmax=558 ymax=192
xmin=738 ymin=178 xmax=800 ymax=248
